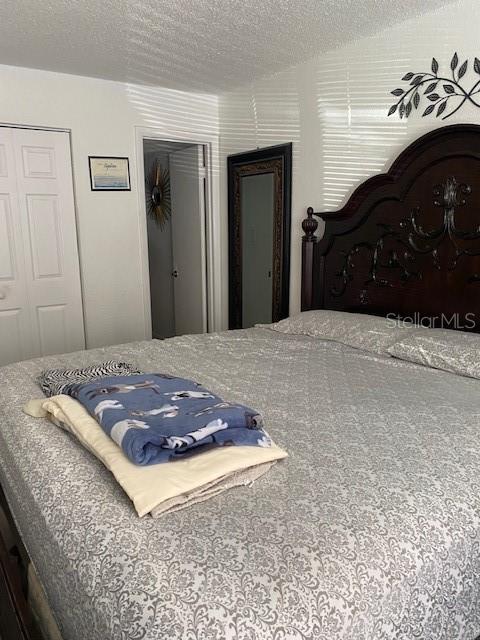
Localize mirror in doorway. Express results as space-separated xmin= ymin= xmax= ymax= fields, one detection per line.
xmin=228 ymin=143 xmax=292 ymax=329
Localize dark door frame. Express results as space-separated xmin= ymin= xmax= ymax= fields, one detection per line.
xmin=227 ymin=143 xmax=292 ymax=329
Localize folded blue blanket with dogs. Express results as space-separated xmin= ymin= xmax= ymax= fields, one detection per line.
xmin=64 ymin=373 xmax=271 ymax=465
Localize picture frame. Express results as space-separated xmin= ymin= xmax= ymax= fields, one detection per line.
xmin=88 ymin=156 xmax=131 ymax=191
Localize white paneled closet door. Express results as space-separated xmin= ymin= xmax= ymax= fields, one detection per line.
xmin=0 ymin=128 xmax=84 ymax=366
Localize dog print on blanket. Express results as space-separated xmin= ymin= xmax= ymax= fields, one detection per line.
xmin=167 ymin=390 xmax=215 ymax=401
xmin=85 ymin=380 xmax=163 ymax=400
xmin=65 ymin=373 xmax=271 ymax=465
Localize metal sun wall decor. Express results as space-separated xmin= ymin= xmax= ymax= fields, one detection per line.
xmin=388 ymin=53 xmax=480 ymax=120
xmin=145 ymin=160 xmax=171 ymax=228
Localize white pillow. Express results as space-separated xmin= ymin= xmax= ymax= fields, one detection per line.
xmin=387 ymin=328 xmax=480 ymax=379
xmin=262 ymin=310 xmax=413 ymax=355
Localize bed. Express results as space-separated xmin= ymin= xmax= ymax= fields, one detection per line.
xmin=1 ymin=124 xmax=480 ymax=640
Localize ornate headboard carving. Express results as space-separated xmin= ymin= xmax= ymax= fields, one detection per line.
xmin=301 ymin=124 xmax=480 ymax=331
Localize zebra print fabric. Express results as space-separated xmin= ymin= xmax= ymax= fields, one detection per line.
xmin=37 ymin=361 xmax=141 ymax=397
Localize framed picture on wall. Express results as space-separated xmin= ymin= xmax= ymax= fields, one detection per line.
xmin=88 ymin=156 xmax=131 ymax=191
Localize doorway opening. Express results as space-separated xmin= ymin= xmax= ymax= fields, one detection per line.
xmin=143 ymin=139 xmax=207 ymax=339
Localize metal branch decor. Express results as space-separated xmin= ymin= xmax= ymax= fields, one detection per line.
xmin=388 ymin=53 xmax=480 ymax=120
xmin=145 ymin=161 xmax=171 ymax=228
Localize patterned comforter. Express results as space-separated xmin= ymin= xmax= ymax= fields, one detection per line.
xmin=0 ymin=328 xmax=479 ymax=640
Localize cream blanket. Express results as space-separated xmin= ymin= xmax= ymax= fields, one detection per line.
xmin=24 ymin=395 xmax=287 ymax=517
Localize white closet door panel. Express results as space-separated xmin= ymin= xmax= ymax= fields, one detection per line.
xmin=0 ymin=128 xmax=32 ymax=365
xmin=0 ymin=308 xmax=24 ymax=365
xmin=0 ymin=195 xmax=15 ymax=280
xmin=26 ymin=194 xmax=63 ymax=279
xmin=0 ymin=145 xmax=8 ymax=177
xmin=13 ymin=128 xmax=85 ymax=358
xmin=21 ymin=145 xmax=57 ymax=179
xmin=37 ymin=304 xmax=67 ymax=355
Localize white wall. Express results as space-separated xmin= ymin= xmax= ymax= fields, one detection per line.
xmin=0 ymin=64 xmax=219 ymax=347
xmin=219 ymin=0 xmax=480 ymax=318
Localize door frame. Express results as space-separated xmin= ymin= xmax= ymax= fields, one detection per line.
xmin=135 ymin=126 xmax=221 ymax=338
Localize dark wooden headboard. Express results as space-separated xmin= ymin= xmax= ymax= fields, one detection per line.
xmin=301 ymin=124 xmax=480 ymax=331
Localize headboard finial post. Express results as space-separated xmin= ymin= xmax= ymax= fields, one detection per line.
xmin=302 ymin=206 xmax=319 ymax=241
xmin=302 ymin=206 xmax=321 ymax=311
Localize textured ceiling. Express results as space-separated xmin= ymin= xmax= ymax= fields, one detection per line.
xmin=0 ymin=0 xmax=454 ymax=93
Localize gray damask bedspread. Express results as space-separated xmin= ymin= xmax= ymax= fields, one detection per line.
xmin=0 ymin=328 xmax=479 ymax=640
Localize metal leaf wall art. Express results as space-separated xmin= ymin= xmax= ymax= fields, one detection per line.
xmin=388 ymin=53 xmax=480 ymax=120
xmin=145 ymin=161 xmax=171 ymax=228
